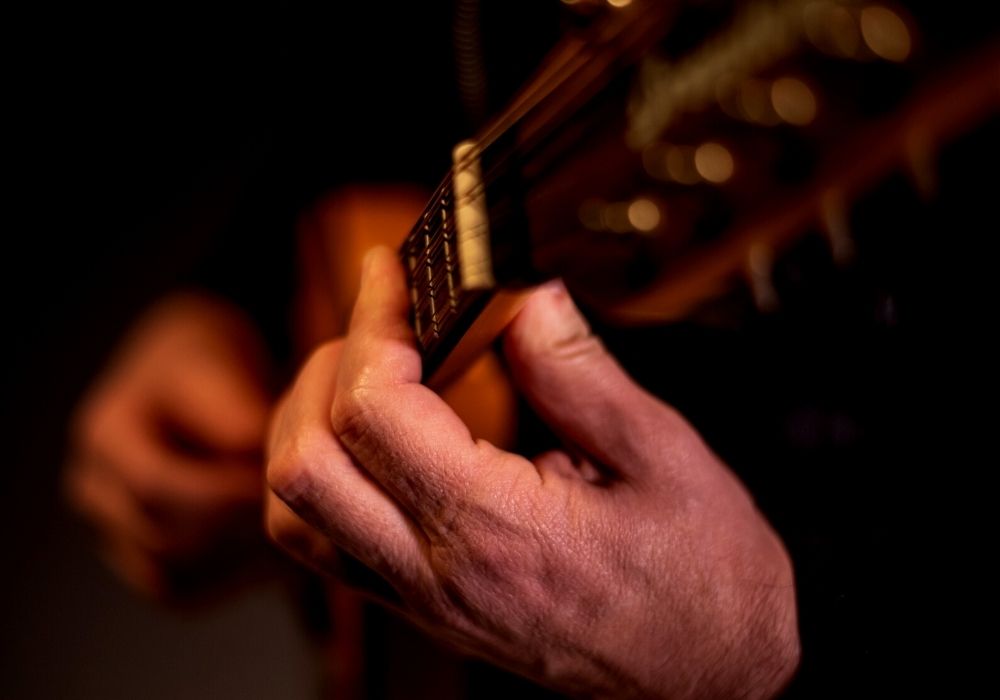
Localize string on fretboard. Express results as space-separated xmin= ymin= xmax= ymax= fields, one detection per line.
xmin=401 ymin=174 xmax=482 ymax=361
xmin=397 ymin=4 xmax=666 ymax=374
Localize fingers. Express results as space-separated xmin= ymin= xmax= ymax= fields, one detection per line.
xmin=503 ymin=281 xmax=692 ymax=482
xmin=83 ymin=409 xmax=262 ymax=518
xmin=154 ymin=347 xmax=270 ymax=455
xmin=264 ymin=491 xmax=340 ymax=576
xmin=65 ymin=453 xmax=255 ymax=602
xmin=67 ymin=443 xmax=260 ymax=551
xmin=71 ymin=380 xmax=263 ymax=535
xmin=266 ymin=341 xmax=432 ymax=595
xmin=65 ymin=293 xmax=278 ymax=600
xmin=66 ymin=456 xmax=166 ymax=555
xmin=330 ymin=246 xmax=532 ymax=532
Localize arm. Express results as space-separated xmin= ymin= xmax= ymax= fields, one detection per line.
xmin=265 ymin=246 xmax=800 ymax=698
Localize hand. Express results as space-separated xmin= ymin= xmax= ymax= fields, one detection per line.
xmin=66 ymin=293 xmax=272 ymax=600
xmin=265 ymin=248 xmax=800 ymax=698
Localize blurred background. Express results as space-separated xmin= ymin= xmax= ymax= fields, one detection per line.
xmin=3 ymin=4 xmax=556 ymax=697
xmin=3 ymin=1 xmax=997 ymax=697
xmin=2 ymin=6 xmax=460 ymax=698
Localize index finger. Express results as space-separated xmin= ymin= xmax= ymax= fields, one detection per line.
xmin=331 ymin=246 xmax=526 ymax=533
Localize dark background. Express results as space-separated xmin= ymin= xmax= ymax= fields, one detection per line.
xmin=3 ymin=2 xmax=996 ymax=698
xmin=3 ymin=6 xmax=462 ymax=698
xmin=2 ymin=4 xmax=557 ymax=698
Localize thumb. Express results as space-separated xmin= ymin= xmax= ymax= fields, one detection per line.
xmin=502 ymin=281 xmax=666 ymax=476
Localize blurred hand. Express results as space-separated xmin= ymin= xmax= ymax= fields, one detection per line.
xmin=265 ymin=248 xmax=800 ymax=698
xmin=66 ymin=293 xmax=272 ymax=600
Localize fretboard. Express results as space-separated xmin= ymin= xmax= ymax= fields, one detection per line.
xmin=400 ymin=177 xmax=492 ymax=382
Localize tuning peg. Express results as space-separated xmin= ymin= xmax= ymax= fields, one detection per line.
xmin=577 ymin=197 xmax=663 ymax=235
xmin=746 ymin=243 xmax=780 ymax=313
xmin=820 ymin=190 xmax=856 ymax=266
xmin=859 ymin=4 xmax=912 ymax=63
xmin=904 ymin=129 xmax=938 ymax=200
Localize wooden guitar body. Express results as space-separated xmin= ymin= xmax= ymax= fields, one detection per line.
xmin=293 ymin=186 xmax=518 ymax=448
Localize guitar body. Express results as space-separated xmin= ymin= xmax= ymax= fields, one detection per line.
xmin=293 ymin=186 xmax=518 ymax=448
xmin=291 ymin=187 xmax=520 ymax=699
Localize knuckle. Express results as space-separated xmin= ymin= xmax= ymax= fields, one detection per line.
xmin=266 ymin=427 xmax=325 ymax=505
xmin=330 ymin=383 xmax=377 ymax=446
xmin=265 ymin=508 xmax=306 ymax=555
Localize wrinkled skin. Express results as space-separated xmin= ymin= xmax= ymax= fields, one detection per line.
xmin=266 ymin=247 xmax=800 ymax=698
xmin=65 ymin=293 xmax=272 ymax=599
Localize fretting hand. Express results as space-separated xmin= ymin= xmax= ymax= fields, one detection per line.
xmin=266 ymin=247 xmax=799 ymax=698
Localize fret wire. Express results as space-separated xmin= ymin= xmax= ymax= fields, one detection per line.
xmin=428 ymin=260 xmax=451 ymax=299
xmin=409 ymin=196 xmax=456 ymax=316
xmin=403 ymin=174 xmax=483 ymax=357
xmin=412 ymin=259 xmax=457 ymax=318
xmin=423 ymin=230 xmax=446 ymax=267
xmin=412 ymin=263 xmax=450 ymax=324
xmin=402 ymin=175 xmax=452 ymax=251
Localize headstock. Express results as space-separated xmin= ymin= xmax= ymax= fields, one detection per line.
xmin=475 ymin=0 xmax=999 ymax=323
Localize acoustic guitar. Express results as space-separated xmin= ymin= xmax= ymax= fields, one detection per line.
xmin=294 ymin=0 xmax=999 ymax=476
xmin=291 ymin=2 xmax=997 ymax=695
xmin=370 ymin=0 xmax=995 ymax=387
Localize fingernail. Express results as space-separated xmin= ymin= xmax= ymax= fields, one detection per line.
xmin=539 ymin=279 xmax=591 ymax=344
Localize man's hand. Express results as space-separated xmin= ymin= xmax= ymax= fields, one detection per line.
xmin=266 ymin=247 xmax=800 ymax=698
xmin=66 ymin=293 xmax=271 ymax=600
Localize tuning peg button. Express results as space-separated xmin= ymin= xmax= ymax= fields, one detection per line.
xmin=820 ymin=190 xmax=856 ymax=266
xmin=747 ymin=243 xmax=780 ymax=313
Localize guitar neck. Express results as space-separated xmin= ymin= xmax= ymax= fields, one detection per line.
xmin=400 ymin=149 xmax=532 ymax=389
xmin=400 ymin=3 xmax=672 ymax=386
xmin=399 ymin=0 xmax=999 ymax=386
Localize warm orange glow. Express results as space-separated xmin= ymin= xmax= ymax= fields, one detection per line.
xmin=627 ymin=198 xmax=661 ymax=232
xmin=771 ymin=77 xmax=818 ymax=125
xmin=665 ymin=145 xmax=701 ymax=184
xmin=602 ymin=202 xmax=633 ymax=234
xmin=804 ymin=2 xmax=862 ymax=58
xmin=861 ymin=5 xmax=911 ymax=62
xmin=580 ymin=197 xmax=661 ymax=234
xmin=739 ymin=78 xmax=780 ymax=125
xmin=694 ymin=142 xmax=735 ymax=184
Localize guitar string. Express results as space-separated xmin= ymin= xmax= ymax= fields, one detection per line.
xmin=406 ymin=7 xmax=654 ymax=349
xmin=405 ymin=37 xmax=600 ymax=337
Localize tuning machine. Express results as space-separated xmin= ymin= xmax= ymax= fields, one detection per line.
xmin=819 ymin=189 xmax=857 ymax=267
xmin=746 ymin=243 xmax=781 ymax=314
